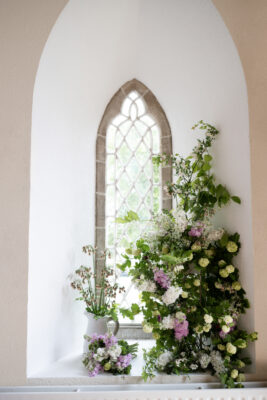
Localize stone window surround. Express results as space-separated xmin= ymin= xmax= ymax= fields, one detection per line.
xmin=95 ymin=79 xmax=173 ymax=327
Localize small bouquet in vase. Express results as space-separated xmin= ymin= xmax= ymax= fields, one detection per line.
xmin=83 ymin=333 xmax=138 ymax=376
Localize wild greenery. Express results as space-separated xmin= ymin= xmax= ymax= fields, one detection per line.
xmin=117 ymin=121 xmax=257 ymax=388
xmin=70 ymin=245 xmax=125 ymax=320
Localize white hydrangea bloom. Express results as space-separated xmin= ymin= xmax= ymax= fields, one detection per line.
xmin=93 ymin=347 xmax=107 ymax=362
xmin=161 ymin=315 xmax=175 ymax=330
xmin=199 ymin=352 xmax=211 ymax=369
xmin=155 ymin=213 xmax=173 ymax=236
xmin=210 ymin=350 xmax=226 ymax=375
xmin=172 ymin=209 xmax=188 ymax=233
xmin=108 ymin=344 xmax=122 ymax=360
xmin=158 ymin=351 xmax=173 ymax=367
xmin=206 ymin=228 xmax=224 ymax=242
xmin=135 ymin=279 xmax=156 ymax=293
xmin=162 ymin=286 xmax=183 ymax=305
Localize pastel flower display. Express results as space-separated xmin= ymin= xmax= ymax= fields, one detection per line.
xmin=117 ymin=121 xmax=257 ymax=388
xmin=83 ymin=333 xmax=138 ymax=376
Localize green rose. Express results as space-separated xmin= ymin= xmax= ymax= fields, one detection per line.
xmin=191 ymin=243 xmax=202 ymax=251
xmin=250 ymin=332 xmax=258 ymax=341
xmin=219 ymin=269 xmax=229 ymax=278
xmin=226 ymin=241 xmax=238 ymax=253
xmin=104 ymin=362 xmax=111 ymax=371
xmin=237 ymin=373 xmax=245 ymax=382
xmin=232 ymin=281 xmax=241 ymax=291
xmin=231 ymin=369 xmax=239 ymax=379
xmin=226 ymin=342 xmax=237 ymax=354
xmin=198 ymin=258 xmax=209 ymax=268
xmin=226 ymin=264 xmax=235 ymax=273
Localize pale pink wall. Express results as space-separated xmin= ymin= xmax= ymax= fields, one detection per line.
xmin=213 ymin=0 xmax=267 ymax=378
xmin=0 ymin=0 xmax=68 ymax=385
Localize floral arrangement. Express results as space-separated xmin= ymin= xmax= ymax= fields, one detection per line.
xmin=70 ymin=245 xmax=125 ymax=320
xmin=82 ymin=333 xmax=138 ymax=376
xmin=118 ymin=121 xmax=258 ymax=388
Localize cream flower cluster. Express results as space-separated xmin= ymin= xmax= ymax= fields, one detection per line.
xmin=162 ymin=286 xmax=183 ymax=305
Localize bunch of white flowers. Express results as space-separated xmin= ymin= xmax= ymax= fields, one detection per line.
xmin=154 ymin=213 xmax=173 ymax=236
xmin=199 ymin=352 xmax=211 ymax=369
xmin=161 ymin=315 xmax=175 ymax=330
xmin=162 ymin=286 xmax=183 ymax=305
xmin=172 ymin=209 xmax=188 ymax=233
xmin=108 ymin=344 xmax=122 ymax=361
xmin=210 ymin=350 xmax=226 ymax=375
xmin=158 ymin=351 xmax=173 ymax=367
xmin=134 ymin=279 xmax=156 ymax=293
xmin=93 ymin=347 xmax=107 ymax=362
xmin=206 ymin=228 xmax=224 ymax=242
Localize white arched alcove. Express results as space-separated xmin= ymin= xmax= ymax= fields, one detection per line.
xmin=28 ymin=0 xmax=254 ymax=380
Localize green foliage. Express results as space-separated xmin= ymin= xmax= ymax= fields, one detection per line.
xmin=69 ymin=246 xmax=124 ymax=319
xmin=154 ymin=120 xmax=240 ymax=220
xmin=118 ymin=121 xmax=257 ymax=388
xmin=115 ymin=210 xmax=139 ymax=224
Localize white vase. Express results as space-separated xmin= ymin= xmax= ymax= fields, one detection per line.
xmin=83 ymin=312 xmax=119 ymax=353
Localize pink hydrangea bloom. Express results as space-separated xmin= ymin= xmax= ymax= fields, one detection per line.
xmin=174 ymin=317 xmax=189 ymax=340
xmin=188 ymin=226 xmax=203 ymax=237
xmin=154 ymin=268 xmax=170 ymax=289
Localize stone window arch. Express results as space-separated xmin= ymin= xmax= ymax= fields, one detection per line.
xmin=95 ymin=79 xmax=172 ymax=289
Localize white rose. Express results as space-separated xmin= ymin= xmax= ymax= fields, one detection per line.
xmin=204 ymin=314 xmax=213 ymax=324
xmin=224 ymin=315 xmax=233 ymax=324
xmin=226 ymin=342 xmax=237 ymax=354
xmin=222 ymin=325 xmax=230 ymax=333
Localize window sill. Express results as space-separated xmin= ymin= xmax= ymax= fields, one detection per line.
xmin=28 ymin=340 xmax=217 ymax=385
xmin=27 ymin=340 xmax=265 ymax=388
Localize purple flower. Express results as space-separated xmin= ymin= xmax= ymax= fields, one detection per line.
xmin=188 ymin=226 xmax=203 ymax=237
xmin=88 ymin=362 xmax=103 ymax=377
xmin=103 ymin=333 xmax=118 ymax=348
xmin=154 ymin=268 xmax=170 ymax=289
xmin=174 ymin=318 xmax=189 ymax=340
xmin=116 ymin=353 xmax=132 ymax=369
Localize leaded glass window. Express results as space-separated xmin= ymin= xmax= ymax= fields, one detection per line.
xmin=105 ymin=90 xmax=161 ymax=310
xmin=95 ymin=79 xmax=172 ymax=323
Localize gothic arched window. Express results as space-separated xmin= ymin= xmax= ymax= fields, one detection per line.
xmin=95 ymin=79 xmax=172 ymax=314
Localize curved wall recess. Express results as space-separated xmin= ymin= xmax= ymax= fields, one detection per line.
xmin=27 ymin=0 xmax=254 ymax=380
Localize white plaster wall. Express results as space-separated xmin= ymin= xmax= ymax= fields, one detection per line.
xmin=28 ymin=0 xmax=253 ymax=376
